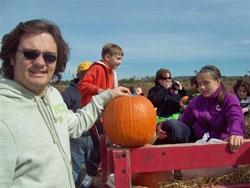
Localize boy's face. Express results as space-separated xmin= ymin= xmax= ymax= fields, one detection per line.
xmin=105 ymin=53 xmax=122 ymax=70
xmin=135 ymin=88 xmax=143 ymax=96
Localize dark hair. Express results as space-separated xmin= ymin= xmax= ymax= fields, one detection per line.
xmin=198 ymin=65 xmax=227 ymax=105
xmin=189 ymin=76 xmax=198 ymax=88
xmin=233 ymin=79 xmax=250 ymax=96
xmin=154 ymin=68 xmax=171 ymax=84
xmin=0 ymin=19 xmax=70 ymax=83
xmin=101 ymin=43 xmax=123 ymax=59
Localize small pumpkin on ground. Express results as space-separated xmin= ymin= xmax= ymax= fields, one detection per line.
xmin=179 ymin=95 xmax=189 ymax=106
xmin=132 ymin=143 xmax=174 ymax=188
xmin=103 ymin=96 xmax=156 ymax=147
xmin=132 ymin=171 xmax=174 ymax=188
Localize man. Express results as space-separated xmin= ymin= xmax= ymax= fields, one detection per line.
xmin=62 ymin=61 xmax=94 ymax=188
xmin=0 ymin=19 xmax=130 ymax=188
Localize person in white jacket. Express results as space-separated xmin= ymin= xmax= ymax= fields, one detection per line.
xmin=0 ymin=19 xmax=130 ymax=188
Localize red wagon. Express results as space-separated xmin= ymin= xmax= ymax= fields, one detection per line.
xmin=100 ymin=135 xmax=250 ymax=188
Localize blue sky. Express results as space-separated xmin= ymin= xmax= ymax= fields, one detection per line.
xmin=1 ymin=0 xmax=250 ymax=80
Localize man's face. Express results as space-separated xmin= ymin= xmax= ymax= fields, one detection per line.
xmin=10 ymin=33 xmax=57 ymax=97
xmin=105 ymin=54 xmax=122 ymax=70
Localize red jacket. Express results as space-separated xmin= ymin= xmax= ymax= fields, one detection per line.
xmin=78 ymin=60 xmax=118 ymax=107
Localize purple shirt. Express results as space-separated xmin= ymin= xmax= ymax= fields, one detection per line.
xmin=179 ymin=85 xmax=246 ymax=140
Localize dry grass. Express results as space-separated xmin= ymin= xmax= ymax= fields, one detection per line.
xmin=156 ymin=165 xmax=250 ymax=188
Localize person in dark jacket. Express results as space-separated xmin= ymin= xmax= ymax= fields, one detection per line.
xmin=147 ymin=68 xmax=187 ymax=118
xmin=61 ymin=61 xmax=93 ymax=188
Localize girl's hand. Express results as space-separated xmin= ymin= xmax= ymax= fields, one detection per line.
xmin=242 ymin=107 xmax=248 ymax=114
xmin=228 ymin=135 xmax=244 ymax=153
xmin=156 ymin=122 xmax=167 ymax=139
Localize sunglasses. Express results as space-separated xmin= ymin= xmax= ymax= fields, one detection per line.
xmin=17 ymin=49 xmax=57 ymax=63
xmin=161 ymin=77 xmax=171 ymax=80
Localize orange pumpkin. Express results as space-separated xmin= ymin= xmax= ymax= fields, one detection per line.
xmin=103 ymin=96 xmax=156 ymax=147
xmin=132 ymin=144 xmax=173 ymax=188
xmin=143 ymin=143 xmax=153 ymax=147
xmin=179 ymin=95 xmax=189 ymax=106
xmin=132 ymin=171 xmax=174 ymax=188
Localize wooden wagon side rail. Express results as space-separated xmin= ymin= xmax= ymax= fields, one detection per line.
xmin=100 ymin=136 xmax=250 ymax=188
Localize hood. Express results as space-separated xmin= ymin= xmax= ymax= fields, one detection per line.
xmin=93 ymin=60 xmax=118 ymax=88
xmin=0 ymin=78 xmax=53 ymax=100
xmin=69 ymin=78 xmax=79 ymax=88
xmin=0 ymin=78 xmax=38 ymax=101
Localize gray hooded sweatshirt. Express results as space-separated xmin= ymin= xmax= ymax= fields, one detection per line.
xmin=0 ymin=78 xmax=112 ymax=188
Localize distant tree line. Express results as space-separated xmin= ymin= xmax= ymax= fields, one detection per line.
xmin=55 ymin=73 xmax=249 ymax=86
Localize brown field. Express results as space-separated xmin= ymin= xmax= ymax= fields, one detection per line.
xmin=53 ymin=78 xmax=239 ymax=97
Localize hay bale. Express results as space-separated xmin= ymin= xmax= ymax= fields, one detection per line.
xmin=180 ymin=166 xmax=235 ymax=180
xmin=159 ymin=165 xmax=250 ymax=188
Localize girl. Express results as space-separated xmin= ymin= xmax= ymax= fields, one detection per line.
xmin=233 ymin=79 xmax=250 ymax=114
xmin=155 ymin=65 xmax=245 ymax=153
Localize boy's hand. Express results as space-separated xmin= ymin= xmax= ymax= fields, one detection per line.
xmin=111 ymin=86 xmax=131 ymax=98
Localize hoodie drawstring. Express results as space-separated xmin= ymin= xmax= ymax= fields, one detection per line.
xmin=35 ymin=96 xmax=58 ymax=143
xmin=45 ymin=95 xmax=58 ymax=123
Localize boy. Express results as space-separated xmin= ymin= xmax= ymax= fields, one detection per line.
xmin=130 ymin=85 xmax=144 ymax=96
xmin=186 ymin=76 xmax=200 ymax=99
xmin=78 ymin=43 xmax=123 ymax=188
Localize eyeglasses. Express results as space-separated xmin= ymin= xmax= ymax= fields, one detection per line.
xmin=161 ymin=77 xmax=171 ymax=80
xmin=17 ymin=49 xmax=57 ymax=63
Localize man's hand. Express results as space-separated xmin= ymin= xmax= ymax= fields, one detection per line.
xmin=111 ymin=86 xmax=131 ymax=98
xmin=97 ymin=88 xmax=105 ymax=94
